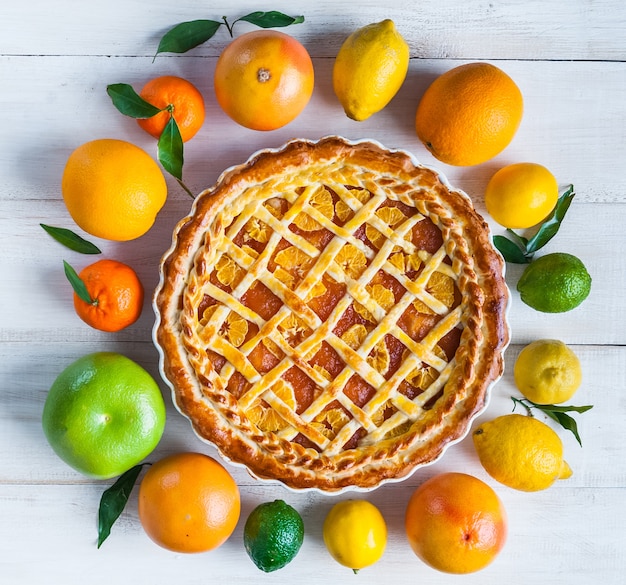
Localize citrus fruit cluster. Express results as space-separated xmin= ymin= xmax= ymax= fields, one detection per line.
xmin=253 ymin=472 xmax=507 ymax=574
xmin=95 ymin=462 xmax=508 ymax=575
xmin=330 ymin=22 xmax=592 ymax=311
xmin=39 ymin=13 xmax=594 ymax=578
xmin=473 ymin=338 xmax=591 ymax=492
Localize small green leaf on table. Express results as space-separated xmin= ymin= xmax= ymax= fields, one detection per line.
xmin=40 ymin=224 xmax=101 ymax=254
xmin=492 ymin=235 xmax=531 ymax=264
xmin=63 ymin=260 xmax=95 ymax=305
xmin=98 ymin=463 xmax=149 ymax=548
xmin=155 ymin=19 xmax=223 ymax=57
xmin=106 ymin=83 xmax=162 ymax=119
xmin=155 ymin=12 xmax=305 ymax=57
xmin=525 ymin=185 xmax=576 ymax=254
xmin=236 ymin=11 xmax=305 ymax=29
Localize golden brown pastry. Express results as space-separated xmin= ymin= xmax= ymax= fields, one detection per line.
xmin=154 ymin=136 xmax=509 ymax=491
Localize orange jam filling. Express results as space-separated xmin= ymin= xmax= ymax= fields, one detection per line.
xmin=198 ymin=186 xmax=464 ymax=450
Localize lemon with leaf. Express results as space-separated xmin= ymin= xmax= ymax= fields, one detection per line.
xmin=485 ymin=162 xmax=559 ymax=229
xmin=473 ymin=414 xmax=572 ymax=492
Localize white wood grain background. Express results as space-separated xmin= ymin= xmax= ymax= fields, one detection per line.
xmin=1 ymin=1 xmax=625 ymax=583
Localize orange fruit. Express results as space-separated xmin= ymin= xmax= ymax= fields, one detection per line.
xmin=214 ymin=30 xmax=314 ymax=131
xmin=62 ymin=139 xmax=167 ymax=241
xmin=415 ymin=62 xmax=523 ymax=166
xmin=72 ymin=259 xmax=144 ymax=332
xmin=136 ymin=75 xmax=205 ymax=142
xmin=405 ymin=472 xmax=507 ymax=574
xmin=138 ymin=452 xmax=241 ymax=553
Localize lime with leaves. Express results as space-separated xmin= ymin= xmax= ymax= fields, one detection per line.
xmin=244 ymin=500 xmax=304 ymax=572
xmin=517 ymin=252 xmax=591 ymax=312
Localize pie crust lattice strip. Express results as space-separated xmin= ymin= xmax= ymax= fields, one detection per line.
xmin=154 ymin=136 xmax=510 ymax=492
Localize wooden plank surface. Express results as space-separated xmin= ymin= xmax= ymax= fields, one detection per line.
xmin=3 ymin=1 xmax=626 ymax=60
xmin=1 ymin=1 xmax=625 ymax=583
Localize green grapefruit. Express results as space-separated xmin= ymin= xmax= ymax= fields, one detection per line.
xmin=42 ymin=352 xmax=166 ymax=479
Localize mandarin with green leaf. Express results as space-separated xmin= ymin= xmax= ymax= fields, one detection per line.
xmin=70 ymin=259 xmax=144 ymax=332
xmin=136 ymin=75 xmax=205 ymax=142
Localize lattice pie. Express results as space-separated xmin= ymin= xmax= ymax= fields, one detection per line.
xmin=154 ymin=137 xmax=509 ymax=491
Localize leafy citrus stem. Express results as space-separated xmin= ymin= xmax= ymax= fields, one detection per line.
xmin=222 ymin=16 xmax=234 ymax=37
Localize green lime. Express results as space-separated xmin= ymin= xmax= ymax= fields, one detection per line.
xmin=243 ymin=499 xmax=304 ymax=572
xmin=517 ymin=252 xmax=591 ymax=313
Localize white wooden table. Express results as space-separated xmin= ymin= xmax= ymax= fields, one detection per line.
xmin=1 ymin=2 xmax=625 ymax=583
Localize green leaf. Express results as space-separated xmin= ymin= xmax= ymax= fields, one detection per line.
xmin=547 ymin=411 xmax=584 ymax=446
xmin=511 ymin=397 xmax=593 ymax=446
xmin=505 ymin=228 xmax=529 ymax=250
xmin=532 ymin=403 xmax=593 ymax=415
xmin=525 ymin=185 xmax=575 ymax=254
xmin=40 ymin=224 xmax=101 ymax=254
xmin=158 ymin=117 xmax=184 ymax=180
xmin=493 ymin=235 xmax=531 ymax=264
xmin=155 ymin=19 xmax=223 ymax=57
xmin=63 ymin=260 xmax=94 ymax=305
xmin=97 ymin=464 xmax=148 ymax=548
xmin=236 ymin=11 xmax=305 ymax=29
xmin=106 ymin=83 xmax=162 ymax=119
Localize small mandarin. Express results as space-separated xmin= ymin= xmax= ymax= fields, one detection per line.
xmin=72 ymin=259 xmax=144 ymax=332
xmin=214 ymin=30 xmax=314 ymax=131
xmin=136 ymin=75 xmax=205 ymax=142
xmin=138 ymin=452 xmax=240 ymax=553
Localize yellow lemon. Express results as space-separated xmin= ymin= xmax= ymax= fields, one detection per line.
xmin=514 ymin=339 xmax=582 ymax=404
xmin=333 ymin=20 xmax=409 ymax=121
xmin=473 ymin=414 xmax=572 ymax=492
xmin=323 ymin=499 xmax=387 ymax=573
xmin=485 ymin=162 xmax=558 ymax=229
